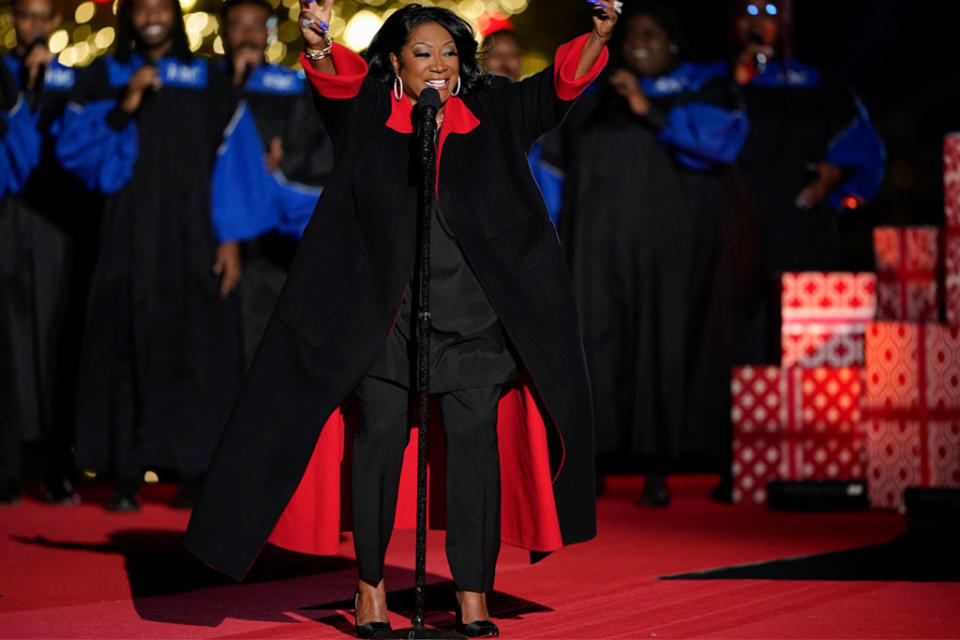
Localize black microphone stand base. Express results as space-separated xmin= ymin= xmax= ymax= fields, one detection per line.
xmin=374 ymin=626 xmax=466 ymax=639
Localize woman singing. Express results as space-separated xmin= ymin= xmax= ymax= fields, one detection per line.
xmin=186 ymin=1 xmax=616 ymax=637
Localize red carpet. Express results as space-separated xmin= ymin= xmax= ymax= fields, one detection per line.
xmin=1 ymin=475 xmax=958 ymax=638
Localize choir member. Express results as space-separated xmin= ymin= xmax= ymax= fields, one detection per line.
xmin=731 ymin=0 xmax=885 ymax=363
xmin=217 ymin=0 xmax=330 ymax=359
xmin=0 ymin=0 xmax=95 ymax=505
xmin=560 ymin=3 xmax=752 ymax=506
xmin=56 ymin=0 xmax=271 ymax=510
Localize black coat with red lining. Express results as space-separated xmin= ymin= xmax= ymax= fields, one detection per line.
xmin=185 ymin=35 xmax=607 ymax=581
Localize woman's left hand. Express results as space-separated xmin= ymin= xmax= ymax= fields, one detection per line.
xmin=590 ymin=1 xmax=620 ymax=42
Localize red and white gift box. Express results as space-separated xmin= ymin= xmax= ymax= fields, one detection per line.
xmin=945 ymin=133 xmax=960 ymax=227
xmin=945 ymin=134 xmax=960 ymax=326
xmin=873 ymin=227 xmax=940 ymax=322
xmin=732 ymin=365 xmax=865 ymax=506
xmin=862 ymin=322 xmax=960 ymax=510
xmin=781 ymin=272 xmax=877 ymax=367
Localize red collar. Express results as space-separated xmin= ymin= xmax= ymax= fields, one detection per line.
xmin=385 ymin=93 xmax=480 ymax=135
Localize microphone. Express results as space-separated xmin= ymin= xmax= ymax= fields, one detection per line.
xmin=417 ymin=87 xmax=442 ymax=169
xmin=24 ymin=38 xmax=48 ymax=93
xmin=749 ymin=33 xmax=767 ymax=74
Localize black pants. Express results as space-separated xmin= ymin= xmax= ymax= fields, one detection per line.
xmin=351 ymin=376 xmax=501 ymax=592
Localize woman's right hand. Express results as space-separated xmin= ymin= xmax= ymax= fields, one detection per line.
xmin=299 ymin=0 xmax=334 ymax=49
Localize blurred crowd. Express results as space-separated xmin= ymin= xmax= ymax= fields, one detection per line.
xmin=0 ymin=0 xmax=885 ymax=510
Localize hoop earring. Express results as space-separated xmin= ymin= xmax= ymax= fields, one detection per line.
xmin=393 ymin=75 xmax=403 ymax=101
xmin=452 ymin=76 xmax=461 ymax=97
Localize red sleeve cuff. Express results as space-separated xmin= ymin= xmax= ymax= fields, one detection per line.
xmin=300 ymin=43 xmax=369 ymax=100
xmin=553 ymin=33 xmax=609 ymax=101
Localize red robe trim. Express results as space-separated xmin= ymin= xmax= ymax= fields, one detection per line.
xmin=268 ymin=382 xmax=565 ymax=555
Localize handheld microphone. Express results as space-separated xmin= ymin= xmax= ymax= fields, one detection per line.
xmin=749 ymin=33 xmax=767 ymax=74
xmin=23 ymin=38 xmax=48 ymax=93
xmin=417 ymin=87 xmax=442 ymax=169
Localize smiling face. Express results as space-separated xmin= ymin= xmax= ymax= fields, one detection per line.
xmin=390 ymin=22 xmax=460 ymax=105
xmin=223 ymin=2 xmax=270 ymax=59
xmin=621 ymin=13 xmax=676 ymax=78
xmin=131 ymin=0 xmax=177 ymax=51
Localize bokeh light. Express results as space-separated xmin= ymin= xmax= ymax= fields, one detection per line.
xmin=49 ymin=29 xmax=69 ymax=54
xmin=2 ymin=0 xmax=540 ymax=73
xmin=343 ymin=9 xmax=382 ymax=51
xmin=75 ymin=2 xmax=97 ymax=24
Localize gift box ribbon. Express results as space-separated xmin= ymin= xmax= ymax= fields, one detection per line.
xmin=863 ymin=324 xmax=960 ymax=485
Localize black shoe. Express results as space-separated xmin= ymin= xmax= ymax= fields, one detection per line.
xmin=44 ymin=477 xmax=80 ymax=506
xmin=455 ymin=603 xmax=499 ymax=638
xmin=354 ymin=590 xmax=391 ymax=639
xmin=455 ymin=614 xmax=499 ymax=637
xmin=107 ymin=486 xmax=140 ymax=512
xmin=638 ymin=473 xmax=670 ymax=508
xmin=709 ymin=475 xmax=734 ymax=504
xmin=0 ymin=478 xmax=21 ymax=506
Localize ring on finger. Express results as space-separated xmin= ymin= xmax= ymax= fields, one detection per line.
xmin=300 ymin=17 xmax=315 ymax=28
xmin=612 ymin=0 xmax=623 ymax=13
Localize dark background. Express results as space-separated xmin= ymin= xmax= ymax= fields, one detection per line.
xmin=516 ymin=0 xmax=960 ymax=266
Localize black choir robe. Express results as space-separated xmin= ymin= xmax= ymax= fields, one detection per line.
xmin=736 ymin=59 xmax=885 ymax=363
xmin=0 ymin=54 xmax=96 ymax=483
xmin=56 ymin=52 xmax=263 ymax=482
xmin=222 ymin=61 xmax=332 ymax=361
xmin=559 ymin=62 xmax=755 ymax=469
xmin=186 ymin=34 xmax=608 ymax=581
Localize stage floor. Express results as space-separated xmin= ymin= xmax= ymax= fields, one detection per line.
xmin=1 ymin=475 xmax=957 ymax=638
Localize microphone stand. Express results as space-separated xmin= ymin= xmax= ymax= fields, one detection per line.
xmin=379 ymin=91 xmax=465 ymax=640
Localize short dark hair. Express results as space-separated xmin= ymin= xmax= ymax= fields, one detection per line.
xmin=616 ymin=2 xmax=695 ymax=62
xmin=366 ymin=4 xmax=487 ymax=96
xmin=10 ymin=0 xmax=60 ymax=14
xmin=220 ymin=0 xmax=273 ymax=25
xmin=115 ymin=0 xmax=191 ymax=62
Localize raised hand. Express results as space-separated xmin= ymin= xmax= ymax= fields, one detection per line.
xmin=121 ymin=66 xmax=162 ymax=113
xmin=298 ymin=0 xmax=334 ymax=49
xmin=589 ymin=0 xmax=620 ymax=42
xmin=24 ymin=42 xmax=55 ymax=91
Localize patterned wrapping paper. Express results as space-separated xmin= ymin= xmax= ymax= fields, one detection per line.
xmin=731 ymin=366 xmax=865 ymax=506
xmin=945 ymin=134 xmax=960 ymax=326
xmin=948 ymin=230 xmax=960 ymax=327
xmin=781 ymin=272 xmax=877 ymax=367
xmin=945 ymin=133 xmax=960 ymax=227
xmin=863 ymin=322 xmax=960 ymax=510
xmin=873 ymin=227 xmax=940 ymax=322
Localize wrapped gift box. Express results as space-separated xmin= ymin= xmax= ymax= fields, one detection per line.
xmin=863 ymin=322 xmax=960 ymax=510
xmin=781 ymin=272 xmax=877 ymax=367
xmin=873 ymin=227 xmax=940 ymax=322
xmin=948 ymin=230 xmax=960 ymax=327
xmin=945 ymin=133 xmax=960 ymax=226
xmin=732 ymin=365 xmax=865 ymax=506
xmin=945 ymin=134 xmax=960 ymax=327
